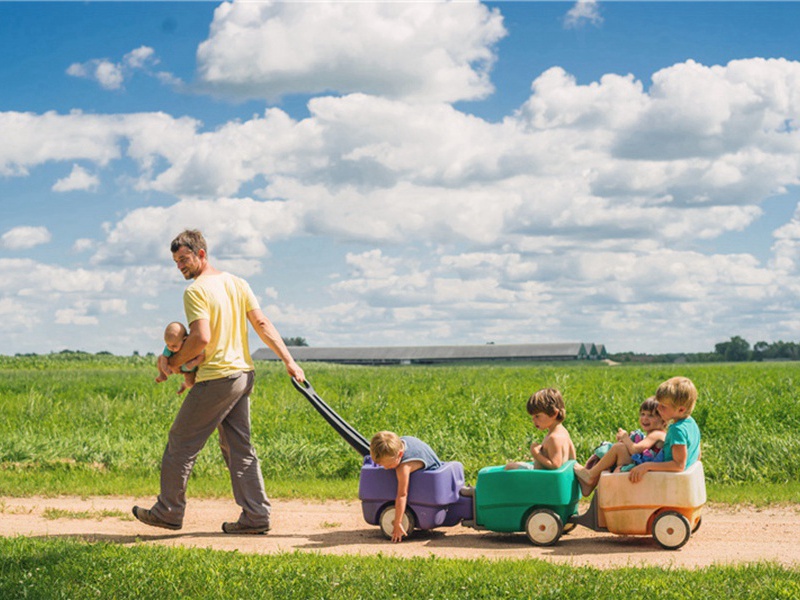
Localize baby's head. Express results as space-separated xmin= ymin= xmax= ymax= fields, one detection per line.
xmin=656 ymin=377 xmax=697 ymax=418
xmin=370 ymin=431 xmax=404 ymax=470
xmin=164 ymin=322 xmax=188 ymax=353
xmin=526 ymin=388 xmax=566 ymax=422
xmin=639 ymin=396 xmax=666 ymax=431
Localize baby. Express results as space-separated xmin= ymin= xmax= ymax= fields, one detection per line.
xmin=154 ymin=321 xmax=205 ymax=395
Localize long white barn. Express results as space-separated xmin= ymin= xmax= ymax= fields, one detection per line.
xmin=253 ymin=343 xmax=608 ymax=365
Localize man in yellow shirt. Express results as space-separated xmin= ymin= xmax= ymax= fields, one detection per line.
xmin=133 ymin=229 xmax=305 ymax=534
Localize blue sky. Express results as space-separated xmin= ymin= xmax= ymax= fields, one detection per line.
xmin=2 ymin=1 xmax=800 ymax=356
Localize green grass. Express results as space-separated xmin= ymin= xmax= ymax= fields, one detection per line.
xmin=42 ymin=507 xmax=132 ymax=521
xmin=1 ymin=356 xmax=798 ymax=598
xmin=0 ymin=537 xmax=797 ymax=600
xmin=0 ymin=356 xmax=799 ymax=502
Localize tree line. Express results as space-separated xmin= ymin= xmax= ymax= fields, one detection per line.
xmin=610 ymin=336 xmax=800 ymax=363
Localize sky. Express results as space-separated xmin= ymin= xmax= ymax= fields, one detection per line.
xmin=2 ymin=1 xmax=800 ymax=356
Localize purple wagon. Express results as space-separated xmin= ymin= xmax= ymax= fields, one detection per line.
xmin=359 ymin=456 xmax=473 ymax=535
xmin=292 ymin=379 xmax=474 ymax=538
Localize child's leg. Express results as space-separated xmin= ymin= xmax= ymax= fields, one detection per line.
xmin=155 ymin=364 xmax=170 ymax=383
xmin=504 ymin=461 xmax=534 ymax=470
xmin=176 ymin=371 xmax=196 ymax=395
xmin=574 ymin=443 xmax=632 ymax=496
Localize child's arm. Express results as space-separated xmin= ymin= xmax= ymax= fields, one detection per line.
xmin=392 ymin=463 xmax=415 ymax=542
xmin=628 ymin=444 xmax=687 ymax=483
xmin=531 ymin=433 xmax=566 ymax=469
xmin=621 ymin=430 xmax=665 ymax=455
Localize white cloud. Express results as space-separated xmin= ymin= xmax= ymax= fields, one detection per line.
xmin=1 ymin=226 xmax=51 ymax=250
xmin=73 ymin=238 xmax=95 ymax=253
xmin=67 ymin=59 xmax=124 ymax=90
xmin=52 ymin=164 xmax=100 ymax=192
xmin=67 ymin=45 xmax=160 ymax=91
xmin=55 ymin=307 xmax=99 ymax=326
xmin=124 ymin=46 xmax=157 ymax=69
xmin=5 ymin=52 xmax=800 ymax=353
xmin=99 ymin=299 xmax=128 ymax=315
xmin=0 ymin=110 xmax=199 ymax=178
xmin=90 ymin=196 xmax=303 ymax=266
xmin=196 ymin=0 xmax=506 ymax=102
xmin=564 ymin=0 xmax=603 ymax=29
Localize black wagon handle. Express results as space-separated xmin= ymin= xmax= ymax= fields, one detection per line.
xmin=291 ymin=377 xmax=371 ymax=457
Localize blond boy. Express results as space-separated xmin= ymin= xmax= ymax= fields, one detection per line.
xmin=627 ymin=376 xmax=701 ymax=483
xmin=370 ymin=431 xmax=442 ymax=543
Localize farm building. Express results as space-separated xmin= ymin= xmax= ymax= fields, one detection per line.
xmin=253 ymin=342 xmax=608 ymax=366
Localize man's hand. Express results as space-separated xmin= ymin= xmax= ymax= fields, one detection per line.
xmin=286 ymin=361 xmax=305 ymax=383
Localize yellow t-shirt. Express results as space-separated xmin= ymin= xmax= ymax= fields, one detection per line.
xmin=183 ymin=272 xmax=260 ymax=383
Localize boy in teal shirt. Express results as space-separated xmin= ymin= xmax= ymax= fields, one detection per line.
xmin=628 ymin=376 xmax=701 ymax=483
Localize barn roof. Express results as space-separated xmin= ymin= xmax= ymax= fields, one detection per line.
xmin=253 ymin=342 xmax=600 ymax=365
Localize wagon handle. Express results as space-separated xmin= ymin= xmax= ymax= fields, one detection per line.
xmin=291 ymin=377 xmax=371 ymax=457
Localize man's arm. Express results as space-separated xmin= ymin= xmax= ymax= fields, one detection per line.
xmin=166 ymin=319 xmax=210 ymax=372
xmin=247 ymin=309 xmax=305 ymax=381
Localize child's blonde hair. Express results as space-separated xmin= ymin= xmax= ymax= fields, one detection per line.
xmin=526 ymin=388 xmax=566 ymax=422
xmin=656 ymin=377 xmax=697 ymax=414
xmin=370 ymin=431 xmax=403 ymax=462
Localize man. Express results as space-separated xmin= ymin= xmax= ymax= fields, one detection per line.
xmin=133 ymin=229 xmax=305 ymax=534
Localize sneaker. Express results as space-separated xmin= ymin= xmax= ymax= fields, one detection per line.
xmin=221 ymin=521 xmax=271 ymax=535
xmin=132 ymin=506 xmax=182 ymax=531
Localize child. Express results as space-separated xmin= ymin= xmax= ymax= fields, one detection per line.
xmin=370 ymin=431 xmax=442 ymax=543
xmin=573 ymin=397 xmax=667 ymax=496
xmin=154 ymin=321 xmax=205 ymax=395
xmin=575 ymin=377 xmax=701 ymax=494
xmin=628 ymin=376 xmax=701 ymax=483
xmin=505 ymin=388 xmax=576 ymax=471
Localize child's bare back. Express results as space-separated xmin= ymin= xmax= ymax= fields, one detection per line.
xmin=536 ymin=423 xmax=576 ymax=469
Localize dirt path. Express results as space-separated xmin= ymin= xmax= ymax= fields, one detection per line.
xmin=2 ymin=496 xmax=798 ymax=569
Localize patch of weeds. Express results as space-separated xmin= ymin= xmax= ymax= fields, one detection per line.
xmin=43 ymin=507 xmax=132 ymax=521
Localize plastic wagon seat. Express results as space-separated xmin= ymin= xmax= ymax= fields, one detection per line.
xmin=359 ymin=457 xmax=473 ymax=529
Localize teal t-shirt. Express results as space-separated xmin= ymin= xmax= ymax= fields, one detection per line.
xmin=663 ymin=416 xmax=701 ymax=468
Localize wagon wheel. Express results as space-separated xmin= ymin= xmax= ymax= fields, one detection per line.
xmin=525 ymin=509 xmax=563 ymax=546
xmin=652 ymin=511 xmax=691 ymax=550
xmin=378 ymin=505 xmax=416 ymax=540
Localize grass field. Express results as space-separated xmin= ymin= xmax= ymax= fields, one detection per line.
xmin=1 ymin=537 xmax=797 ymax=600
xmin=1 ymin=355 xmax=799 ymax=598
xmin=1 ymin=355 xmax=798 ymax=501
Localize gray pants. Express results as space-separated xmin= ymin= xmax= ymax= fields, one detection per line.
xmin=150 ymin=371 xmax=271 ymax=528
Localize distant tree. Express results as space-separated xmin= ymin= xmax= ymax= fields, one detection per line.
xmin=282 ymin=337 xmax=308 ymax=347
xmin=753 ymin=341 xmax=769 ymax=361
xmin=714 ymin=336 xmax=751 ymax=361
